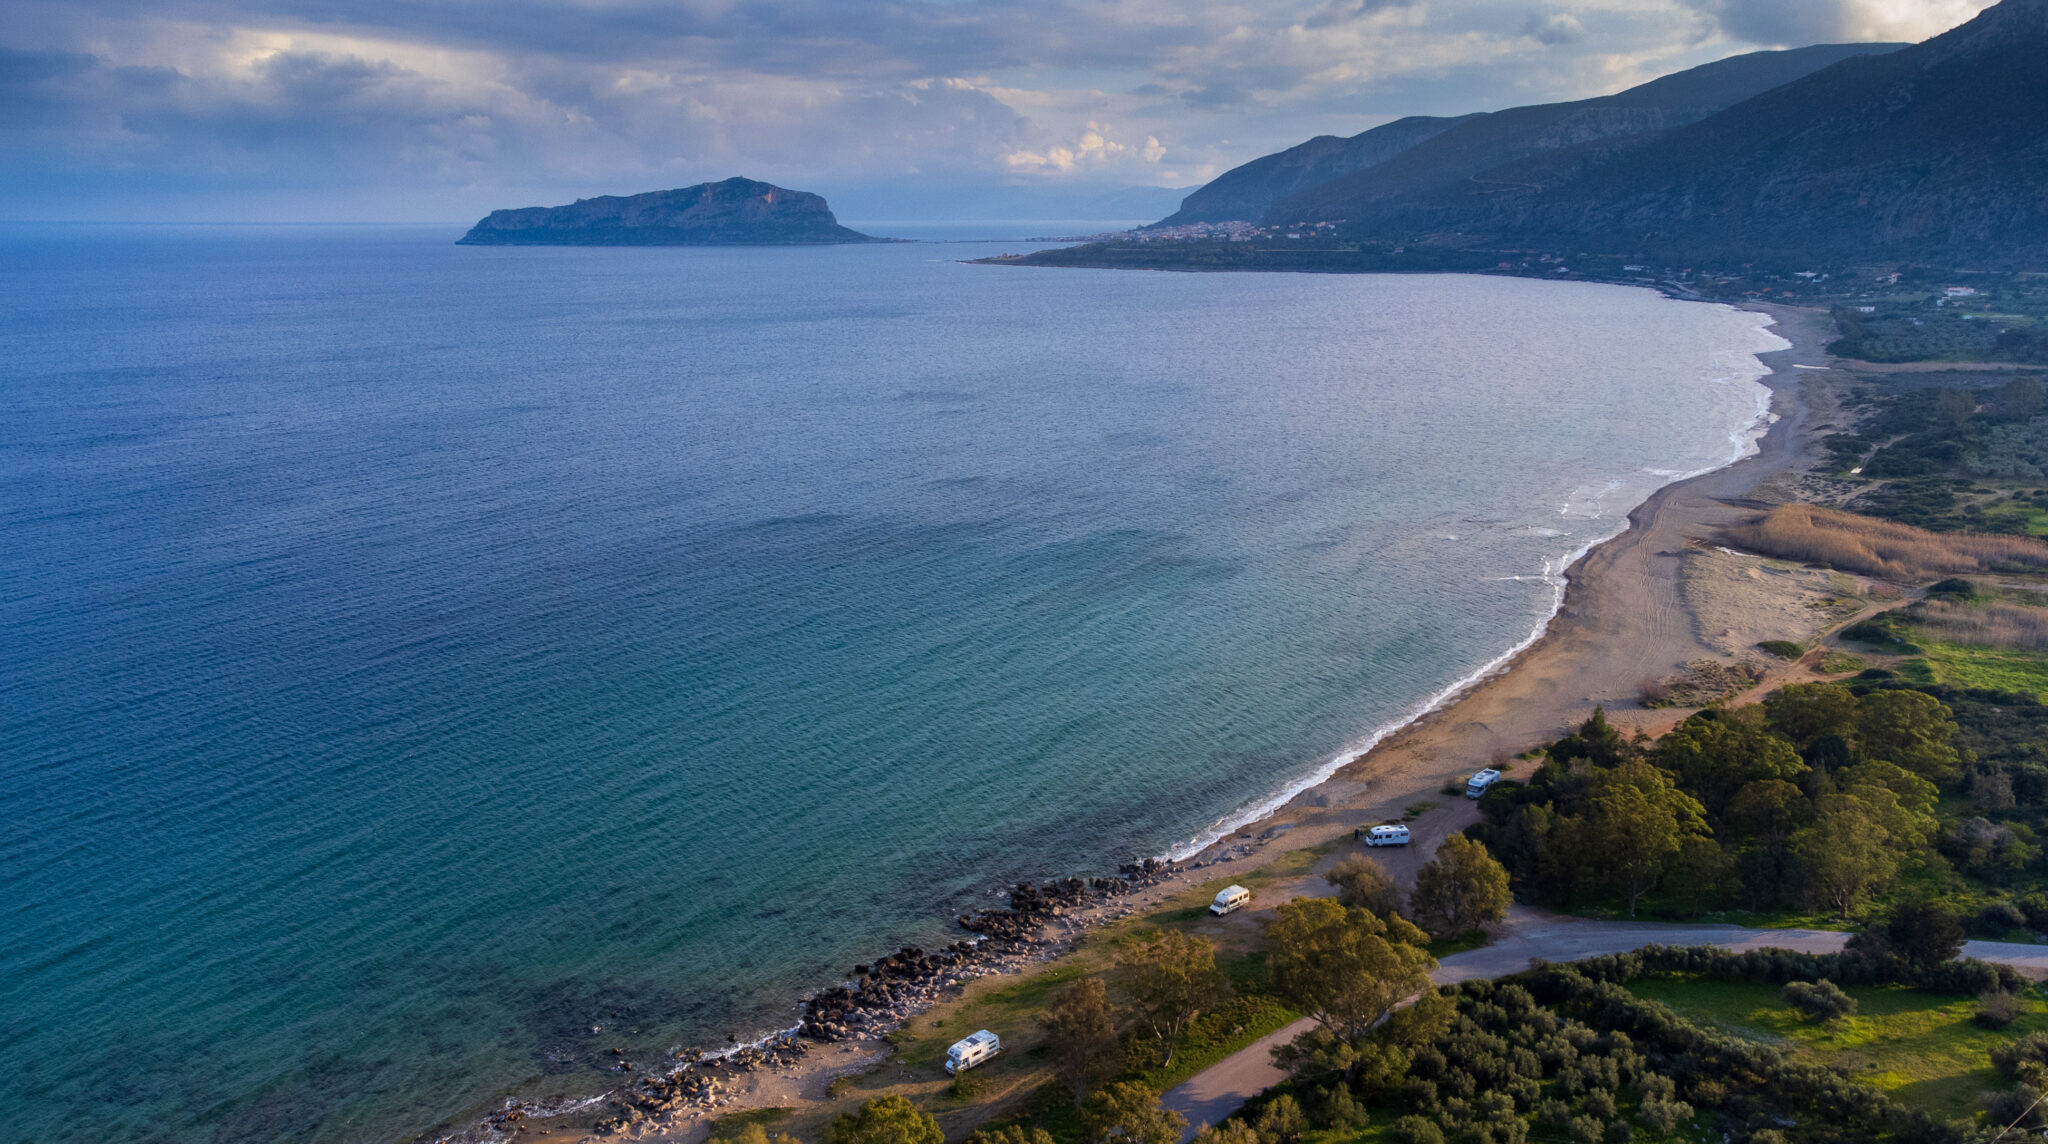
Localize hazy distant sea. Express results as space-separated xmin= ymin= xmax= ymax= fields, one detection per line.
xmin=0 ymin=224 xmax=1783 ymax=1143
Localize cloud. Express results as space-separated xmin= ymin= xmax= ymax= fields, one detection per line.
xmin=1523 ymin=13 xmax=1586 ymax=45
xmin=1675 ymin=0 xmax=1997 ymax=46
xmin=0 ymin=0 xmax=2005 ymax=218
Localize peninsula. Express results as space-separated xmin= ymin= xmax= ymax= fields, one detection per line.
xmin=456 ymin=178 xmax=880 ymax=246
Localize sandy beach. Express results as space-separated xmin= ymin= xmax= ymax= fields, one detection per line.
xmin=489 ymin=299 xmax=1857 ymax=1144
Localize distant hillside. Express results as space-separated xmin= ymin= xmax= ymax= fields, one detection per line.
xmin=1156 ymin=115 xmax=1477 ymax=227
xmin=459 ymin=178 xmax=878 ymax=245
xmin=1267 ymin=42 xmax=1903 ymax=227
xmin=1450 ymin=0 xmax=2048 ymax=265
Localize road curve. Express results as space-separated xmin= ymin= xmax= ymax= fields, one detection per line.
xmin=1165 ymin=906 xmax=2048 ymax=1140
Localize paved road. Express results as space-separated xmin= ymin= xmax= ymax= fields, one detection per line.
xmin=1164 ymin=907 xmax=2048 ymax=1140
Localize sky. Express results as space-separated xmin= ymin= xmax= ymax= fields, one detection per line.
xmin=0 ymin=0 xmax=1999 ymax=222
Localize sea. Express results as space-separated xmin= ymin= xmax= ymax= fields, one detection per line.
xmin=0 ymin=223 xmax=1786 ymax=1143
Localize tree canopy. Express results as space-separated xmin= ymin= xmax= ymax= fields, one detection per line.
xmin=1119 ymin=929 xmax=1228 ymax=1066
xmin=828 ymin=1097 xmax=943 ymax=1144
xmin=1039 ymin=976 xmax=1122 ymax=1096
xmin=1267 ymin=897 xmax=1435 ymax=1041
xmin=1406 ymin=834 xmax=1510 ymax=938
xmin=1079 ymin=1082 xmax=1185 ymax=1144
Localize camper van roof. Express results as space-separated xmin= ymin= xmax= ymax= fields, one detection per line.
xmin=956 ymin=1030 xmax=998 ymax=1049
xmin=1219 ymin=885 xmax=1248 ymax=896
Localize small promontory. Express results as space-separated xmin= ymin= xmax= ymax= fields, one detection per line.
xmin=458 ymin=178 xmax=879 ymax=245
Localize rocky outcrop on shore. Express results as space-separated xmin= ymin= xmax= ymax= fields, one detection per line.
xmin=589 ymin=1038 xmax=815 ymax=1134
xmin=800 ymin=860 xmax=1174 ymax=1041
xmin=427 ymin=859 xmax=1182 ymax=1143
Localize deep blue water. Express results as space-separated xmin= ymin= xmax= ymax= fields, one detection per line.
xmin=0 ymin=226 xmax=1782 ymax=1143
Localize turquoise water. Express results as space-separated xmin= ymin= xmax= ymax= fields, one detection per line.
xmin=0 ymin=226 xmax=1781 ymax=1143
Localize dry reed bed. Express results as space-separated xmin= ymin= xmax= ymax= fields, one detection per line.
xmin=1914 ymin=599 xmax=2048 ymax=652
xmin=1722 ymin=505 xmax=2048 ymax=582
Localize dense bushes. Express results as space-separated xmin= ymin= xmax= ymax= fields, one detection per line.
xmin=1782 ymin=980 xmax=1857 ymax=1021
xmin=1468 ymin=685 xmax=2000 ymax=921
xmin=1555 ymin=944 xmax=2025 ymax=997
xmin=1236 ymin=943 xmax=2006 ymax=1144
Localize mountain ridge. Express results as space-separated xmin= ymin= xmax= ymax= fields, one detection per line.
xmin=1258 ymin=42 xmax=1906 ymax=229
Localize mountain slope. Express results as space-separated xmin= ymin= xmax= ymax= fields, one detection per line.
xmin=1155 ymin=115 xmax=1476 ymax=226
xmin=1484 ymin=0 xmax=2048 ymax=264
xmin=458 ymin=178 xmax=877 ymax=245
xmin=1270 ymin=42 xmax=1905 ymax=225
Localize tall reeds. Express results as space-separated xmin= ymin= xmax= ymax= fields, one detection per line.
xmin=1722 ymin=504 xmax=2048 ymax=581
xmin=1915 ymin=599 xmax=2048 ymax=652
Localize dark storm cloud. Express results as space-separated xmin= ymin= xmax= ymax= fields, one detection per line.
xmin=1675 ymin=0 xmax=1994 ymax=46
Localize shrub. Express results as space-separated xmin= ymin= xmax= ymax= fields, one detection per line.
xmin=1841 ymin=620 xmax=1910 ymax=647
xmin=1974 ymin=899 xmax=2029 ymax=935
xmin=1991 ymin=1031 xmax=2048 ymax=1081
xmin=1638 ymin=1097 xmax=1693 ymax=1134
xmin=1567 ymin=1116 xmax=1604 ymax=1144
xmin=1386 ymin=1115 xmax=1444 ymax=1144
xmin=1324 ymin=853 xmax=1404 ymax=917
xmin=1782 ymin=979 xmax=1858 ymax=1021
xmin=948 ymin=1071 xmax=988 ymax=1100
xmin=1251 ymin=1094 xmax=1305 ymax=1144
xmin=1977 ymin=987 xmax=2024 ymax=1029
xmin=828 ymin=1097 xmax=943 ymax=1144
xmin=1927 ymin=577 xmax=1980 ymax=600
xmin=1984 ymin=1084 xmax=2048 ymax=1131
xmin=1757 ymin=640 xmax=1805 ymax=660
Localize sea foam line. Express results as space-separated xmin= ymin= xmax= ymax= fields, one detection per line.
xmin=1158 ymin=307 xmax=1785 ymax=864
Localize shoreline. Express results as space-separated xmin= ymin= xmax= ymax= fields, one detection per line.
xmin=1160 ymin=298 xmax=1787 ymax=863
xmin=436 ymin=293 xmax=1839 ymax=1144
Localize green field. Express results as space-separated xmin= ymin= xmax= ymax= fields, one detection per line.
xmin=1918 ymin=638 xmax=2048 ymax=699
xmin=1628 ymin=975 xmax=2048 ymax=1120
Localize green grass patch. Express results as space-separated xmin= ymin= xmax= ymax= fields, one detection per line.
xmin=1628 ymin=975 xmax=2048 ymax=1120
xmin=1758 ymin=639 xmax=1806 ymax=660
xmin=1817 ymin=649 xmax=1867 ymax=673
xmin=1402 ymin=802 xmax=1438 ymax=820
xmin=894 ymin=964 xmax=1090 ymax=1071
xmin=1126 ymin=993 xmax=1302 ymax=1093
xmin=1917 ymin=639 xmax=2048 ymax=698
xmin=1897 ymin=657 xmax=1939 ymax=685
xmin=1981 ymin=502 xmax=2048 ymax=537
xmin=1426 ymin=931 xmax=1489 ymax=958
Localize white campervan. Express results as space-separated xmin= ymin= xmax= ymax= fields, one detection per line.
xmin=1365 ymin=824 xmax=1411 ymax=847
xmin=1466 ymin=769 xmax=1503 ymax=799
xmin=1209 ymin=885 xmax=1252 ymax=916
xmin=945 ymin=1030 xmax=1002 ymax=1074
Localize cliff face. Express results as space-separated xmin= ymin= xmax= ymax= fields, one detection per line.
xmin=458 ymin=179 xmax=878 ymax=245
